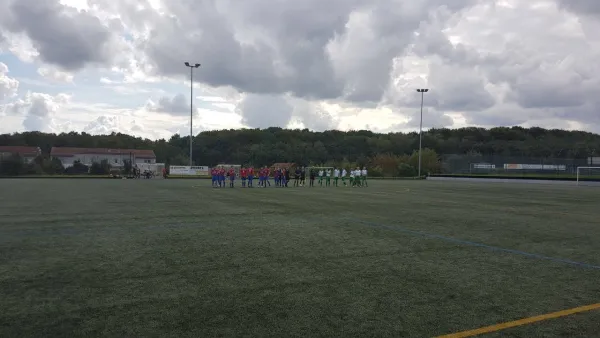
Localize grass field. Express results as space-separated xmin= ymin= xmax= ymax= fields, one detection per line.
xmin=1 ymin=179 xmax=600 ymax=337
xmin=433 ymin=173 xmax=600 ymax=181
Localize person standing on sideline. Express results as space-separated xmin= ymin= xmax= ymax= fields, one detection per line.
xmin=309 ymin=169 xmax=315 ymax=187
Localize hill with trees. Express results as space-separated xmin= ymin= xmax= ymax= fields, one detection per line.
xmin=1 ymin=126 xmax=599 ymax=177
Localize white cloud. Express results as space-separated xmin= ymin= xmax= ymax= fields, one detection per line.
xmin=0 ymin=0 xmax=599 ymax=138
xmin=84 ymin=115 xmax=145 ymax=135
xmin=37 ymin=66 xmax=74 ymax=83
xmin=0 ymin=62 xmax=19 ymax=100
xmin=3 ymin=91 xmax=70 ymax=131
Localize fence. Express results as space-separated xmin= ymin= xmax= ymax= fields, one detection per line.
xmin=441 ymin=155 xmax=594 ymax=175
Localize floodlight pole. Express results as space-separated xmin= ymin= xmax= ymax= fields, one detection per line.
xmin=416 ymin=88 xmax=429 ymax=178
xmin=184 ymin=62 xmax=201 ymax=166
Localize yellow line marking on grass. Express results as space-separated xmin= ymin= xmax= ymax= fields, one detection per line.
xmin=435 ymin=303 xmax=600 ymax=338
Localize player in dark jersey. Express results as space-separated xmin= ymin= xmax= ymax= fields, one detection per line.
xmin=294 ymin=167 xmax=301 ymax=187
xmin=300 ymin=167 xmax=306 ymax=186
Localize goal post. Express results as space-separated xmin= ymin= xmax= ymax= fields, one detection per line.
xmin=576 ymin=167 xmax=600 ymax=185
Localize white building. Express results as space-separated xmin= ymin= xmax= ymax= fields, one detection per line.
xmin=50 ymin=147 xmax=156 ymax=168
xmin=0 ymin=146 xmax=41 ymax=162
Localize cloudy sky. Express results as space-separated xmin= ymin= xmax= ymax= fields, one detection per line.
xmin=1 ymin=0 xmax=600 ymax=140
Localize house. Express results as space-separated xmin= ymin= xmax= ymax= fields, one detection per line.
xmin=50 ymin=147 xmax=156 ymax=168
xmin=0 ymin=146 xmax=42 ymax=162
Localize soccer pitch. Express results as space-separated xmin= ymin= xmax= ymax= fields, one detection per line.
xmin=1 ymin=179 xmax=600 ymax=337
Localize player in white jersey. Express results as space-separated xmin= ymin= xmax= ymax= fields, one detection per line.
xmin=325 ymin=169 xmax=331 ymax=187
xmin=361 ymin=167 xmax=368 ymax=187
xmin=318 ymin=169 xmax=324 ymax=187
xmin=354 ymin=167 xmax=361 ymax=187
xmin=341 ymin=168 xmax=347 ymax=186
xmin=333 ymin=168 xmax=340 ymax=187
xmin=350 ymin=168 xmax=356 ymax=187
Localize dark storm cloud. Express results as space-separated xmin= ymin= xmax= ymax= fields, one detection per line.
xmin=135 ymin=0 xmax=480 ymax=103
xmin=146 ymin=94 xmax=196 ymax=116
xmin=556 ymin=0 xmax=600 ymax=15
xmin=0 ymin=0 xmax=115 ymax=71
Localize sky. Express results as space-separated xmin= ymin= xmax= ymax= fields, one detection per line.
xmin=1 ymin=0 xmax=600 ymax=140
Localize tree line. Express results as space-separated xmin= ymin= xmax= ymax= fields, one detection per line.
xmin=1 ymin=126 xmax=599 ymax=177
xmin=0 ymin=154 xmax=119 ymax=176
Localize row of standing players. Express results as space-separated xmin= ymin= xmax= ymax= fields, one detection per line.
xmin=211 ymin=167 xmax=368 ymax=188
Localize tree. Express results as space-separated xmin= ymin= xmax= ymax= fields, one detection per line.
xmin=408 ymin=148 xmax=442 ymax=175
xmin=89 ymin=160 xmax=111 ymax=175
xmin=65 ymin=160 xmax=89 ymax=175
xmin=32 ymin=155 xmax=65 ymax=175
xmin=123 ymin=159 xmax=133 ymax=175
xmin=0 ymin=127 xmax=598 ymax=169
xmin=0 ymin=154 xmax=25 ymax=176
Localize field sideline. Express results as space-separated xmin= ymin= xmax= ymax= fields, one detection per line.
xmin=1 ymin=179 xmax=600 ymax=337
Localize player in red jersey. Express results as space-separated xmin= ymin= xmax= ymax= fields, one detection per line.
xmin=240 ymin=167 xmax=247 ymax=187
xmin=258 ymin=167 xmax=265 ymax=187
xmin=219 ymin=167 xmax=226 ymax=187
xmin=248 ymin=167 xmax=254 ymax=187
xmin=263 ymin=166 xmax=271 ymax=187
xmin=211 ymin=168 xmax=217 ymax=187
xmin=228 ymin=167 xmax=236 ymax=188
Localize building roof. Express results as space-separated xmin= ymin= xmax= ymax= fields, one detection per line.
xmin=50 ymin=147 xmax=156 ymax=158
xmin=0 ymin=146 xmax=41 ymax=156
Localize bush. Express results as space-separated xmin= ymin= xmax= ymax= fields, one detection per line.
xmin=0 ymin=154 xmax=25 ymax=175
xmin=89 ymin=159 xmax=111 ymax=175
xmin=397 ymin=163 xmax=417 ymax=177
xmin=33 ymin=155 xmax=65 ymax=175
xmin=123 ymin=159 xmax=133 ymax=175
xmin=65 ymin=160 xmax=89 ymax=175
xmin=369 ymin=166 xmax=384 ymax=177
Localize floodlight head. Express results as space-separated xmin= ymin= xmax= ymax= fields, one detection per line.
xmin=423 ymin=89 xmax=429 ymax=92
xmin=194 ymin=63 xmax=201 ymax=68
xmin=184 ymin=62 xmax=190 ymax=66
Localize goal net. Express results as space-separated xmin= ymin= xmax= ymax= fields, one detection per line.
xmin=136 ymin=163 xmax=166 ymax=178
xmin=576 ymin=167 xmax=600 ymax=186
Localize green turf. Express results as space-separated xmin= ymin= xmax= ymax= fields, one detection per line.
xmin=432 ymin=173 xmax=600 ymax=180
xmin=1 ymin=179 xmax=600 ymax=337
